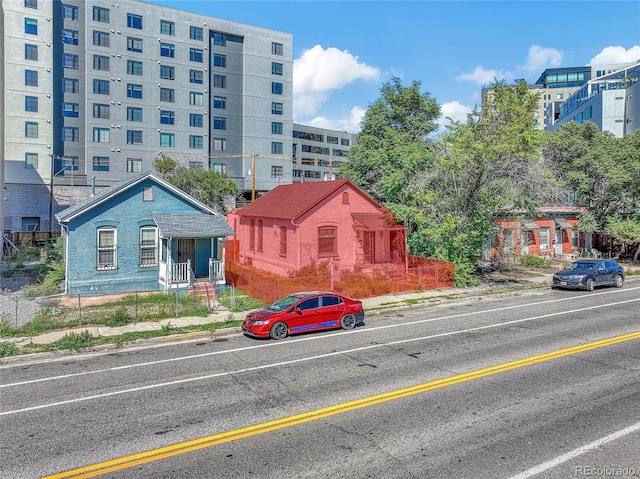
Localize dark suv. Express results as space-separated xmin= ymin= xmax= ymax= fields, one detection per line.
xmin=552 ymin=259 xmax=624 ymax=291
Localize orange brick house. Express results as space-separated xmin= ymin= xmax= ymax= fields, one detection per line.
xmin=225 ymin=180 xmax=407 ymax=277
xmin=486 ymin=207 xmax=590 ymax=260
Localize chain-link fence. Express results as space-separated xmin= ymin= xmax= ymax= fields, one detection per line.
xmin=0 ymin=287 xmax=209 ymax=338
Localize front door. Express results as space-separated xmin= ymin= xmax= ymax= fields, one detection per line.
xmin=554 ymin=229 xmax=563 ymax=256
xmin=176 ymin=239 xmax=196 ymax=270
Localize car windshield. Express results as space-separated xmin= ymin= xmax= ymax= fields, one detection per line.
xmin=565 ymin=262 xmax=594 ymax=271
xmin=265 ymin=295 xmax=302 ymax=312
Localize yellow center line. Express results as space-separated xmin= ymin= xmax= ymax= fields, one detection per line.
xmin=43 ymin=331 xmax=640 ymax=479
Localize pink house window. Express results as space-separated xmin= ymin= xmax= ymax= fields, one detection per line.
xmin=342 ymin=192 xmax=349 ymax=204
xmin=249 ymin=219 xmax=255 ymax=251
xmin=318 ymin=226 xmax=337 ymax=257
xmin=257 ymin=220 xmax=263 ymax=252
xmin=279 ymin=226 xmax=287 ymax=257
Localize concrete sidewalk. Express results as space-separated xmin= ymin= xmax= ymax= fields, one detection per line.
xmin=8 ymin=272 xmax=555 ymax=348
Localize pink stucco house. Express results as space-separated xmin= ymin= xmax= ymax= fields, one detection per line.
xmin=226 ymin=179 xmax=407 ymax=277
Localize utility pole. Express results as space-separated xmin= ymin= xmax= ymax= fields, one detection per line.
xmin=251 ymin=154 xmax=256 ymax=201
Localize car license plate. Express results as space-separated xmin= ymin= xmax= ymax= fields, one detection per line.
xmin=560 ymin=281 xmax=567 ymax=286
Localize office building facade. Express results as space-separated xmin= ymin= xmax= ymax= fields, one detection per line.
xmin=1 ymin=0 xmax=293 ymax=232
xmin=291 ymin=124 xmax=352 ymax=183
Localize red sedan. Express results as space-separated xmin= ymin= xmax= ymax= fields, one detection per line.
xmin=242 ymin=291 xmax=364 ymax=340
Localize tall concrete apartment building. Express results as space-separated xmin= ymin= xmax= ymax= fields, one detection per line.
xmin=291 ymin=124 xmax=352 ymax=183
xmin=1 ymin=0 xmax=293 ymax=233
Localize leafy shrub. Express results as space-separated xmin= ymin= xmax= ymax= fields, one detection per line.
xmin=53 ymin=330 xmax=94 ymax=350
xmin=0 ymin=341 xmax=19 ymax=357
xmin=519 ymin=254 xmax=552 ymax=269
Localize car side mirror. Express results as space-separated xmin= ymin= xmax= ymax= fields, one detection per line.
xmin=295 ymin=307 xmax=302 ymax=314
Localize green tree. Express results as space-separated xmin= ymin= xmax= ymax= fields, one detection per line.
xmin=153 ymin=158 xmax=239 ymax=212
xmin=607 ymin=217 xmax=640 ymax=263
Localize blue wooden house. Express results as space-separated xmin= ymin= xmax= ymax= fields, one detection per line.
xmin=55 ymin=172 xmax=235 ymax=295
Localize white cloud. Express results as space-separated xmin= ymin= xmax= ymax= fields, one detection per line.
xmin=589 ymin=45 xmax=640 ymax=65
xmin=306 ymin=106 xmax=366 ymax=134
xmin=293 ymin=45 xmax=380 ymax=117
xmin=455 ymin=66 xmax=510 ymax=85
xmin=521 ymin=45 xmax=563 ymax=75
xmin=439 ymin=101 xmax=472 ymax=126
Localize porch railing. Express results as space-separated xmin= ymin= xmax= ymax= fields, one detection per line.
xmin=209 ymin=259 xmax=225 ymax=283
xmin=171 ymin=260 xmax=193 ymax=284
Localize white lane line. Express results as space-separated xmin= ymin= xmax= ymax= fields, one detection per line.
xmin=507 ymin=421 xmax=640 ymax=479
xmin=2 ymin=297 xmax=639 ymax=416
xmin=2 ymin=287 xmax=639 ymax=389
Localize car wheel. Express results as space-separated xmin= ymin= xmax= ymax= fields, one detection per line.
xmin=614 ymin=274 xmax=624 ymax=288
xmin=340 ymin=314 xmax=357 ymax=330
xmin=586 ymin=278 xmax=595 ymax=292
xmin=269 ymin=321 xmax=288 ymax=340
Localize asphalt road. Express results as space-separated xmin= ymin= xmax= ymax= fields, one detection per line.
xmin=2 ymin=279 xmax=640 ymax=479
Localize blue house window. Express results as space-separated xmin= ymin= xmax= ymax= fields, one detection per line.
xmin=97 ymin=229 xmax=117 ymax=270
xmin=140 ymin=227 xmax=158 ymax=267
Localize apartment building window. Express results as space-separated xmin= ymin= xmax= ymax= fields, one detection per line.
xmin=25 ymin=0 xmax=37 ymax=8
xmin=556 ymin=93 xmax=564 ymax=100
xmin=213 ymin=96 xmax=226 ymax=109
xmin=213 ymin=138 xmax=226 ymax=151
xmin=272 ymin=122 xmax=283 ymax=135
xmin=93 ymin=55 xmax=110 ymax=71
xmin=160 ymin=110 xmax=174 ymax=124
xmin=25 ymin=153 xmax=38 ymax=169
xmin=93 ymin=127 xmax=109 ymax=142
xmin=25 ymin=18 xmax=37 ymax=35
xmin=272 ymin=42 xmax=283 ymax=56
xmin=160 ymin=20 xmax=175 ymax=36
xmin=62 ymin=127 xmax=79 ymax=142
xmin=160 ymin=42 xmax=174 ymax=58
xmin=93 ymin=6 xmax=110 ymax=23
xmin=25 ymin=122 xmax=38 ymax=138
xmin=213 ymin=117 xmax=226 ymax=130
xmin=271 ymin=142 xmax=283 ymax=155
xmin=93 ymin=156 xmax=109 ymax=171
xmin=213 ymin=54 xmax=226 ymax=67
xmin=189 ymin=135 xmax=203 ymax=149
xmin=94 ymin=103 xmax=110 ymax=119
xmin=190 ymin=26 xmax=203 ymax=41
xmin=62 ymin=102 xmax=78 ymax=117
xmin=62 ymin=156 xmax=79 ymax=172
xmin=127 ymin=130 xmax=142 ymax=144
xmin=213 ymin=75 xmax=226 ymax=88
xmin=272 ymin=82 xmax=283 ymax=95
xmin=160 ymin=132 xmax=175 ymax=147
xmin=160 ymin=88 xmax=175 ymax=102
xmin=93 ymin=79 xmax=110 ymax=95
xmin=127 ymin=106 xmax=142 ymax=122
xmin=160 ymin=65 xmax=174 ymax=80
xmin=189 ymin=91 xmax=203 ymax=106
xmin=139 ymin=227 xmax=158 ymax=267
xmin=213 ymin=32 xmax=226 ymax=46
xmin=272 ymin=62 xmax=283 ymax=75
xmin=272 ymin=102 xmax=283 ymax=115
xmin=63 ymin=78 xmax=78 ymax=93
xmin=25 ymin=44 xmax=38 ymax=60
xmin=271 ymin=165 xmax=283 ymax=178
xmin=190 ymin=48 xmax=203 ymax=63
xmin=585 ymin=106 xmax=592 ymax=120
xmin=327 ymin=136 xmax=338 ymax=144
xmin=93 ymin=30 xmax=110 ymax=47
xmin=127 ymin=37 xmax=143 ymax=53
xmin=341 ymin=138 xmax=350 ymax=146
xmin=97 ymin=229 xmax=117 ymax=270
xmin=212 ymin=163 xmax=226 ymax=173
xmin=25 ymin=70 xmax=38 ymax=86
xmin=62 ymin=54 xmax=79 ymax=69
xmin=127 ymin=158 xmax=142 ymax=172
xmin=25 ymin=96 xmax=38 ymax=112
xmin=127 ymin=83 xmax=142 ymax=99
xmin=127 ymin=60 xmax=142 ymax=75
xmin=189 ymin=113 xmax=203 ymax=127
xmin=127 ymin=13 xmax=142 ymax=29
xmin=62 ymin=29 xmax=78 ymax=45
xmin=190 ymin=70 xmax=203 ymax=84
xmin=62 ymin=4 xmax=78 ymax=20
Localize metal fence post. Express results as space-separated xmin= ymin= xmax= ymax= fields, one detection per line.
xmin=15 ymin=297 xmax=19 ymax=327
xmin=175 ymin=289 xmax=179 ymax=317
xmin=77 ymin=292 xmax=82 ymax=326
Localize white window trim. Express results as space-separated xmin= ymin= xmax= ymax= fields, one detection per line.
xmin=97 ymin=228 xmax=117 ymax=270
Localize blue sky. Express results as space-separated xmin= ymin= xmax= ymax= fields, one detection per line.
xmin=152 ymin=0 xmax=640 ymax=133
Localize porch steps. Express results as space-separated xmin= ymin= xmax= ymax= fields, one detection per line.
xmin=189 ymin=282 xmax=217 ymax=310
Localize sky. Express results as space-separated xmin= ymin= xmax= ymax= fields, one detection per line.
xmin=152 ymin=0 xmax=640 ymax=134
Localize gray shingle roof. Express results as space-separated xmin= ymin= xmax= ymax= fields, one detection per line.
xmin=153 ymin=213 xmax=235 ymax=238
